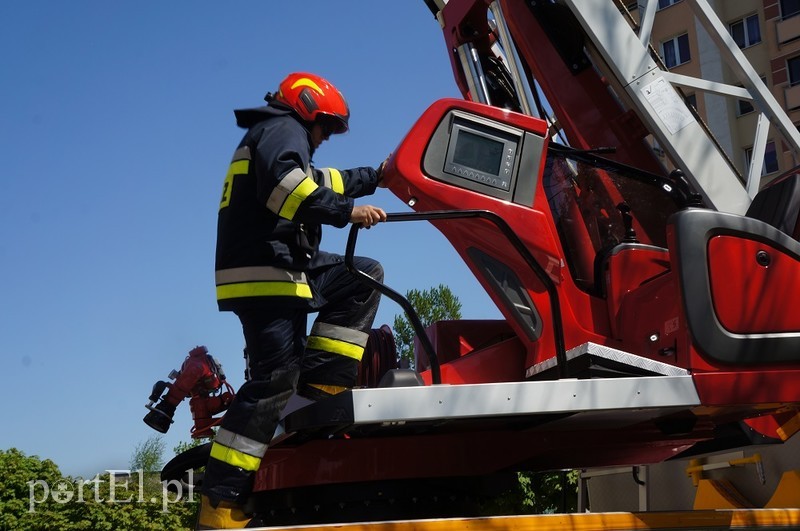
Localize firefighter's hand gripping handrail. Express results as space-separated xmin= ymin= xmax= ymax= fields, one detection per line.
xmin=345 ymin=209 xmax=570 ymax=385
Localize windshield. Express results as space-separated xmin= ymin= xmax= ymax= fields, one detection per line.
xmin=542 ymin=149 xmax=682 ymax=293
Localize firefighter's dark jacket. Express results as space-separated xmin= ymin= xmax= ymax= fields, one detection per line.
xmin=215 ymin=103 xmax=379 ymax=311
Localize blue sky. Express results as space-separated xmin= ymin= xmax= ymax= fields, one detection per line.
xmin=1 ymin=2 xmax=501 ymax=477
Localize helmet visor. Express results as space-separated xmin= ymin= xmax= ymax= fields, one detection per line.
xmin=318 ymin=114 xmax=348 ymax=136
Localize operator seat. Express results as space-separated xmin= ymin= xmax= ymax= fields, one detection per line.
xmin=745 ymin=173 xmax=800 ymax=240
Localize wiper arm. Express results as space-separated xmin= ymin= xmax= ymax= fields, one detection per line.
xmin=549 ymin=144 xmax=617 ymax=156
xmin=547 ymin=142 xmax=705 ymax=209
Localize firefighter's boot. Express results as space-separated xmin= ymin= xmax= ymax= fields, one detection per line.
xmin=196 ymin=495 xmax=251 ymax=530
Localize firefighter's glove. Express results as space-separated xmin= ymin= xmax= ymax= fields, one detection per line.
xmin=377 ymin=154 xmax=391 ymax=188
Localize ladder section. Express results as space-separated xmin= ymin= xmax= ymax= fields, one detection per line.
xmin=560 ymin=0 xmax=800 ymax=213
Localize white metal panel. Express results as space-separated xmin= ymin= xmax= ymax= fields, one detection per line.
xmin=527 ymin=341 xmax=691 ymax=378
xmin=347 ymin=375 xmax=700 ymax=424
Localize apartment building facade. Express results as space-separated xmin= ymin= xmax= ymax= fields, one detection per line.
xmin=632 ymin=0 xmax=800 ymax=186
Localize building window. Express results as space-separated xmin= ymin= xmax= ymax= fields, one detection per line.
xmin=781 ymin=0 xmax=800 ymax=19
xmin=684 ymin=93 xmax=697 ymax=111
xmin=737 ymin=77 xmax=767 ymax=116
xmin=658 ymin=0 xmax=681 ymax=9
xmin=789 ymin=56 xmax=800 ymax=86
xmin=662 ymin=34 xmax=691 ymax=68
xmin=745 ymin=141 xmax=779 ymax=176
xmin=730 ymin=14 xmax=761 ymax=48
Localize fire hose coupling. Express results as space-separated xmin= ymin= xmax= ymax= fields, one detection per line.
xmin=144 ymin=381 xmax=178 ymax=432
xmin=143 ymin=346 xmax=235 ymax=436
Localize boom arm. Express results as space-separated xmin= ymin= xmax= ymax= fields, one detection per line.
xmin=432 ymin=0 xmax=800 ymax=213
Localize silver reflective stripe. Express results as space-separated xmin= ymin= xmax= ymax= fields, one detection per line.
xmin=318 ymin=167 xmax=333 ymax=189
xmin=232 ymin=146 xmax=251 ymax=162
xmin=215 ymin=266 xmax=308 ymax=286
xmin=310 ymin=322 xmax=369 ymax=347
xmin=317 ymin=167 xmax=344 ymax=193
xmin=266 ymin=167 xmax=309 ymax=215
xmin=215 ymin=427 xmax=268 ymax=458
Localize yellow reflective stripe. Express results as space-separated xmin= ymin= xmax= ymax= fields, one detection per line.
xmin=216 ymin=281 xmax=313 ymax=300
xmin=229 ymin=159 xmax=249 ymax=175
xmin=329 ymin=168 xmax=344 ymax=194
xmin=210 ymin=442 xmax=261 ymax=472
xmin=310 ymin=322 xmax=369 ymax=346
xmin=278 ymin=177 xmax=318 ymax=220
xmin=291 ymin=77 xmax=323 ymax=94
xmin=219 ymin=160 xmax=250 ymax=210
xmin=307 ymin=383 xmax=348 ymax=396
xmin=220 ymin=174 xmax=234 ymax=210
xmin=267 ymin=168 xmax=307 ymax=215
xmin=306 ymin=336 xmax=365 ymax=361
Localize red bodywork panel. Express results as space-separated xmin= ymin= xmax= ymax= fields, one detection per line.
xmin=602 ymin=246 xmax=672 ymax=339
xmin=414 ymin=320 xmax=526 ymax=384
xmin=386 ymin=98 xmax=610 ymax=376
xmin=256 ymin=425 xmax=706 ymax=492
xmin=708 ymin=235 xmax=800 ymax=334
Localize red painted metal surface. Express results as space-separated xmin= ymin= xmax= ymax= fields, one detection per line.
xmin=414 ymin=320 xmax=526 ymax=384
xmin=603 ymin=246 xmax=672 ymax=339
xmin=386 ymin=98 xmax=610 ymax=374
xmin=615 ymin=271 xmax=683 ymax=366
xmin=692 ymin=371 xmax=800 ymax=406
xmin=708 ymin=235 xmax=800 ymax=334
xmin=256 ymin=421 xmax=711 ymax=491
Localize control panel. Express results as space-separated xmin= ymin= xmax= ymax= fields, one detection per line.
xmin=422 ymin=109 xmax=546 ymax=206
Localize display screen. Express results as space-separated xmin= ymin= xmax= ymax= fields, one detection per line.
xmin=452 ymin=130 xmax=504 ymax=176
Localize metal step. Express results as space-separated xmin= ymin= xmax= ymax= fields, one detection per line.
xmin=282 ymin=345 xmax=698 ymax=440
xmin=526 ymin=342 xmax=690 ymax=380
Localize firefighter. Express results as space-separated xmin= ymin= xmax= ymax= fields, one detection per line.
xmin=200 ymin=72 xmax=387 ymax=529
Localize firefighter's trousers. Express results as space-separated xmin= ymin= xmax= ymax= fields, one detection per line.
xmin=203 ymin=256 xmax=383 ymax=504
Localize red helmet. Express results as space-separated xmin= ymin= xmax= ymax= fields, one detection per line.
xmin=274 ymin=72 xmax=350 ymax=134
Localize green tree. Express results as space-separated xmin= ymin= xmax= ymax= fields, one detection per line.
xmin=477 ymin=470 xmax=579 ymax=516
xmin=168 ymin=437 xmax=205 ymax=525
xmin=392 ymin=284 xmax=462 ymax=367
xmin=173 ymin=435 xmax=207 ymax=457
xmin=130 ymin=434 xmax=165 ymax=473
xmin=516 ymin=470 xmax=579 ymax=514
xmin=0 ymin=445 xmax=200 ymax=530
xmin=0 ymin=448 xmax=71 ymax=530
xmin=129 ymin=434 xmax=171 ymax=518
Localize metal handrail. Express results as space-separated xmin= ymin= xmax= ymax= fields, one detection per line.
xmin=345 ymin=209 xmax=569 ymax=383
